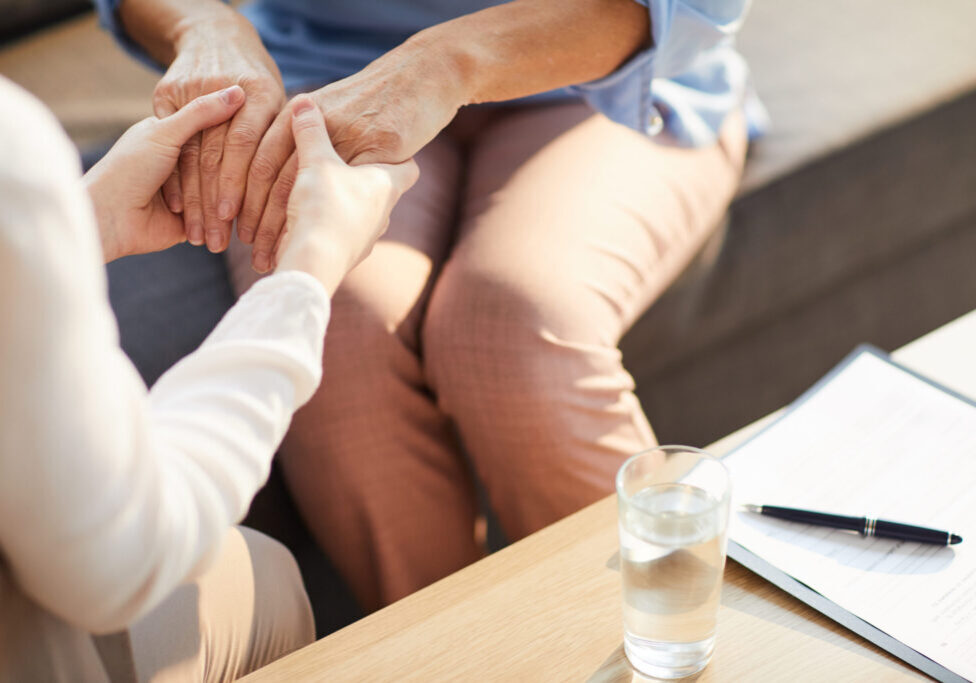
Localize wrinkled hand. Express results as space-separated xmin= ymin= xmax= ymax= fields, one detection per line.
xmin=238 ymin=41 xmax=465 ymax=273
xmin=275 ymin=95 xmax=419 ymax=295
xmin=154 ymin=14 xmax=285 ymax=253
xmin=84 ymin=87 xmax=246 ymax=262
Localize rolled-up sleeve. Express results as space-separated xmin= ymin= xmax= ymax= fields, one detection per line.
xmin=569 ymin=0 xmax=755 ymax=146
xmin=92 ymin=0 xmax=167 ymax=69
xmin=93 ymin=0 xmax=233 ymax=70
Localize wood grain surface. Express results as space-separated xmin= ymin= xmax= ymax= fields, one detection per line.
xmin=245 ymin=311 xmax=976 ymax=681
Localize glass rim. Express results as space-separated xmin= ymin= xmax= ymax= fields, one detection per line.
xmin=615 ymin=444 xmax=731 ymax=513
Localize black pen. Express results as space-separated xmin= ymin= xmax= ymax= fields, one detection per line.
xmin=742 ymin=504 xmax=962 ymax=546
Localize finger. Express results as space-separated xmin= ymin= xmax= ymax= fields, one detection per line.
xmin=152 ymin=86 xmax=245 ymax=150
xmin=290 ymin=95 xmax=342 ymax=169
xmin=200 ymin=121 xmax=232 ymax=252
xmin=374 ymin=158 xmax=420 ymax=198
xmin=217 ymin=99 xmax=280 ymax=226
xmin=251 ymin=152 xmax=298 ymax=273
xmin=153 ymin=95 xmax=177 ymax=119
xmin=239 ymin=108 xmax=295 ymax=244
xmin=271 ymin=224 xmax=289 ymax=271
xmin=154 ymin=96 xmax=181 ymax=212
xmin=162 ymin=170 xmax=183 ymax=214
xmin=180 ymin=134 xmax=205 ymax=247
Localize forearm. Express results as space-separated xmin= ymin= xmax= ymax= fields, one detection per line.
xmin=413 ymin=0 xmax=650 ymax=106
xmin=117 ymin=0 xmax=246 ymax=65
xmin=3 ymin=273 xmax=328 ymax=633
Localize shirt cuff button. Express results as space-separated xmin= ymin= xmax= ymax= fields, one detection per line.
xmin=644 ymin=107 xmax=664 ymax=136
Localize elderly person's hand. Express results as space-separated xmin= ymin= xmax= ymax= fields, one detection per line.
xmin=275 ymin=95 xmax=420 ymax=294
xmin=237 ymin=39 xmax=464 ymax=273
xmin=143 ymin=4 xmax=286 ymax=253
xmin=84 ymin=86 xmax=246 ymax=262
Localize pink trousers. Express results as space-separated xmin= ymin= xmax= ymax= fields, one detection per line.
xmin=227 ymin=101 xmax=747 ymax=612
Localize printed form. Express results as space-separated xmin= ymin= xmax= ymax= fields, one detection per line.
xmin=725 ymin=350 xmax=976 ymax=681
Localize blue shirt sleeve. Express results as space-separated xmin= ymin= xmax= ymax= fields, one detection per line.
xmin=92 ymin=0 xmax=167 ymax=70
xmin=569 ymin=0 xmax=756 ymax=146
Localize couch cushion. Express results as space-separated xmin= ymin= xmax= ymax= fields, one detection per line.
xmin=739 ymin=0 xmax=976 ymax=195
xmin=0 ymin=13 xmax=156 ymax=152
xmin=622 ymin=0 xmax=976 ymax=444
xmin=106 ymin=244 xmax=236 ymax=386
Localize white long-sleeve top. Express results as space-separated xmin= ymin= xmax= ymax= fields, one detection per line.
xmin=0 ymin=78 xmax=330 ymax=634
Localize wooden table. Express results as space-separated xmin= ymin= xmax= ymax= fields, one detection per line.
xmin=245 ymin=311 xmax=976 ymax=681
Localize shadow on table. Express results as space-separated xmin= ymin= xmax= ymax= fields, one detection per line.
xmin=587 ymin=645 xmax=704 ymax=683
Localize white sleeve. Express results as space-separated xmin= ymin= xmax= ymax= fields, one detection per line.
xmin=0 ymin=78 xmax=329 ymax=634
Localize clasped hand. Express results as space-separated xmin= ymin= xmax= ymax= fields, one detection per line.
xmin=85 ymin=87 xmax=417 ymax=295
xmin=152 ymin=12 xmax=463 ymax=273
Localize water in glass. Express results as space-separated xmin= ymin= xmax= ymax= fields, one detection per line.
xmin=619 ymin=482 xmax=726 ymax=678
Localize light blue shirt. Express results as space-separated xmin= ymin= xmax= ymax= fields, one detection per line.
xmin=95 ymin=0 xmax=765 ymax=146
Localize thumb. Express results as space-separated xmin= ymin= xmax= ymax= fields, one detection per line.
xmin=152 ymin=86 xmax=246 ymax=149
xmin=374 ymin=158 xmax=420 ymax=198
xmin=290 ymin=95 xmax=341 ymax=170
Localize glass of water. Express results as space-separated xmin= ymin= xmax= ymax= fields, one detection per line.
xmin=616 ymin=445 xmax=731 ymax=679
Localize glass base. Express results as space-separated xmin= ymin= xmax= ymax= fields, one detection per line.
xmin=624 ymin=632 xmax=714 ymax=679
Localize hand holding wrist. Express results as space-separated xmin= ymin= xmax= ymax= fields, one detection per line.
xmin=275 ymin=235 xmax=350 ymax=297
xmin=272 ymin=97 xmax=418 ymax=291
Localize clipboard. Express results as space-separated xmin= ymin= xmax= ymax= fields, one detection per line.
xmin=722 ymin=345 xmax=976 ymax=683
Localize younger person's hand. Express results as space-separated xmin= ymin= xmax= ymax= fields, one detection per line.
xmin=84 ymin=87 xmax=246 ymax=262
xmin=274 ymin=95 xmax=419 ymax=295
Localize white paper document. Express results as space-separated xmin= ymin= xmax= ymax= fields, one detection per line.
xmin=724 ymin=348 xmax=976 ymax=682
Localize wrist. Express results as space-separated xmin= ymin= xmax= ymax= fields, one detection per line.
xmin=83 ymin=178 xmax=122 ymax=262
xmin=275 ymin=234 xmax=351 ymax=297
xmin=401 ymin=27 xmax=478 ymax=108
xmin=86 ymin=187 xmax=125 ymax=263
xmin=119 ymin=0 xmax=238 ymax=65
xmin=173 ymin=5 xmax=255 ymax=54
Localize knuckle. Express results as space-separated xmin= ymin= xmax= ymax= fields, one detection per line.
xmin=180 ymin=141 xmax=201 ymax=164
xmin=363 ymin=167 xmax=393 ymax=195
xmin=271 ymin=174 xmax=296 ymax=204
xmin=238 ymin=209 xmax=258 ymax=232
xmin=182 ymin=192 xmax=202 ymax=210
xmin=239 ymin=215 xmax=260 ymax=238
xmin=199 ymin=147 xmax=223 ymax=172
xmin=293 ymin=173 xmax=320 ymax=196
xmin=248 ymin=155 xmax=279 ymax=183
xmin=152 ymin=86 xmax=174 ymax=110
xmin=243 ymin=74 xmax=283 ymax=98
xmin=225 ymin=125 xmax=262 ymax=150
xmin=218 ymin=171 xmax=243 ymax=193
xmin=253 ymin=224 xmax=280 ymax=250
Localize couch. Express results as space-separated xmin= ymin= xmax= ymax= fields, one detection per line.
xmin=3 ymin=0 xmax=976 ymax=635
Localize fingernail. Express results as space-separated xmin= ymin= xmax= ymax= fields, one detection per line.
xmin=253 ymin=252 xmax=270 ymax=273
xmin=238 ymin=228 xmax=254 ymax=244
xmin=218 ymin=200 xmax=234 ymax=221
xmin=168 ymin=194 xmax=183 ymax=214
xmin=220 ymin=85 xmax=244 ymax=106
xmin=187 ymin=222 xmax=204 ymax=246
xmin=292 ymin=98 xmax=315 ymax=117
xmin=206 ymin=230 xmax=224 ymax=253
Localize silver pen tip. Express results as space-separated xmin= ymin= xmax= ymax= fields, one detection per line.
xmin=740 ymin=504 xmax=763 ymax=514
